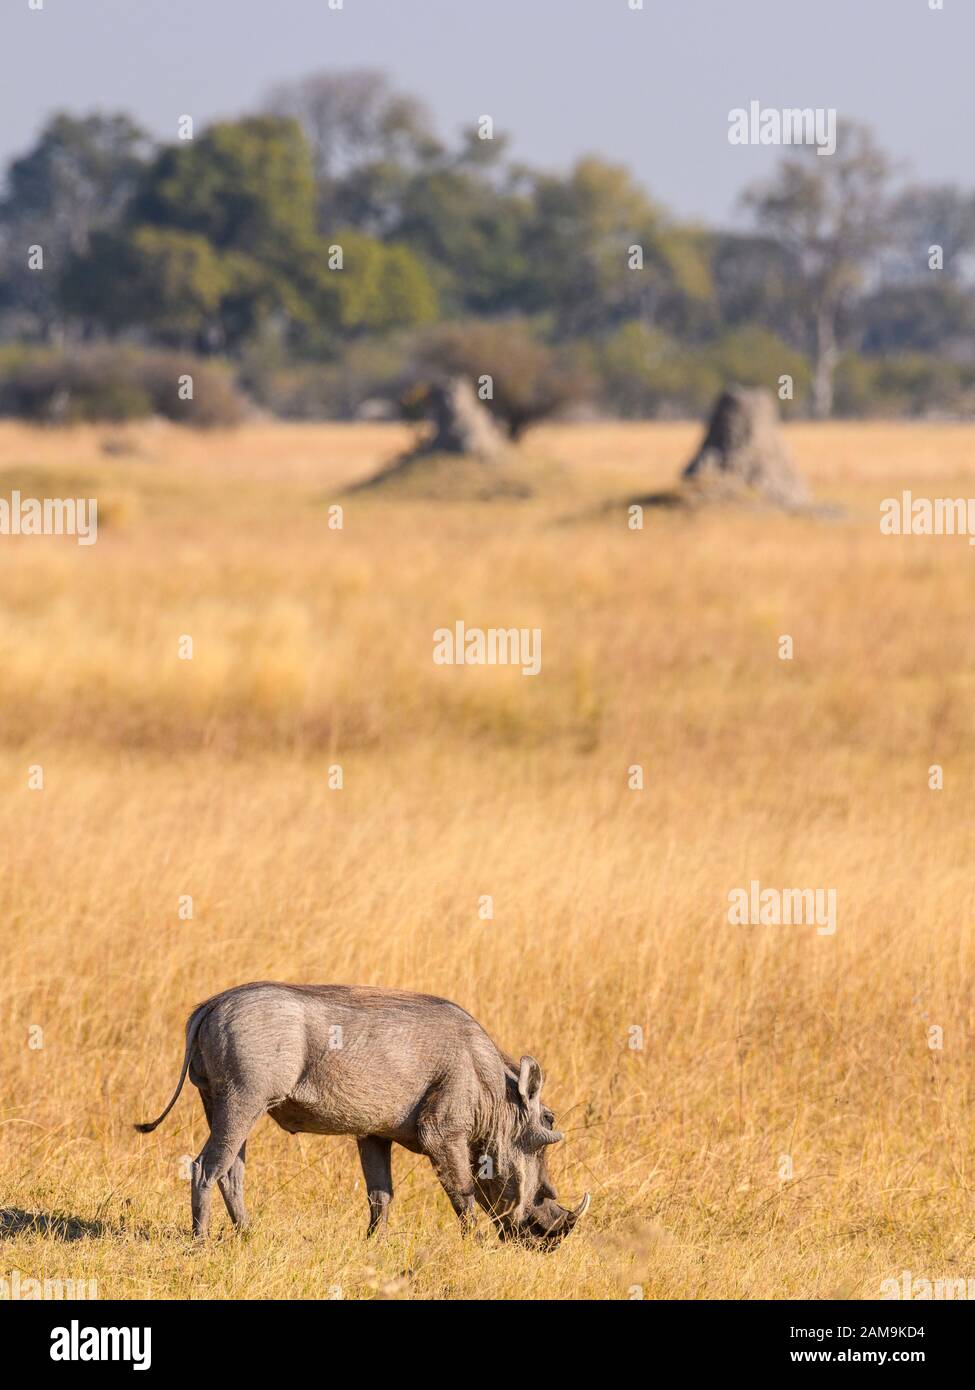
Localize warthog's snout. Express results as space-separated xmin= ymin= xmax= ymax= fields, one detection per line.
xmin=499 ymin=1192 xmax=591 ymax=1249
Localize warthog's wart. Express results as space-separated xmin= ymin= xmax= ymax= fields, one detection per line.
xmin=135 ymin=982 xmax=589 ymax=1248
xmin=0 ymin=491 xmax=97 ymax=545
xmin=433 ymin=621 xmax=542 ymax=676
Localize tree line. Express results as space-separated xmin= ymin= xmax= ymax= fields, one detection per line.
xmin=1 ymin=70 xmax=974 ymax=424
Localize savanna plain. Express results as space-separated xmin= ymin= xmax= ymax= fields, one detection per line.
xmin=2 ymin=418 xmax=974 ymax=1300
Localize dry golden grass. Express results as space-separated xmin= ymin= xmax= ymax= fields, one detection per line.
xmin=2 ymin=417 xmax=975 ymax=1300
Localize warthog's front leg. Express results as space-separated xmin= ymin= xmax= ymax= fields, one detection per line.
xmin=425 ymin=1136 xmax=477 ymax=1235
xmin=356 ymin=1136 xmax=393 ymax=1238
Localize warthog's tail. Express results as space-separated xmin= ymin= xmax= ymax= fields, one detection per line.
xmin=134 ymin=1002 xmax=212 ymax=1133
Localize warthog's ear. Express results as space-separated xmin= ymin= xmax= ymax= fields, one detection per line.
xmin=518 ymin=1055 xmax=544 ymax=1106
xmin=516 ymin=1057 xmax=563 ymax=1146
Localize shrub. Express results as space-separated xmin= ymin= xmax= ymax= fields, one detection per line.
xmin=592 ymin=323 xmax=714 ymax=417
xmin=593 ymin=323 xmax=810 ymax=418
xmin=705 ymin=326 xmax=811 ymax=403
xmin=0 ymin=347 xmax=249 ymax=427
xmin=414 ymin=319 xmax=594 ymax=438
xmin=241 ymin=336 xmax=413 ymax=420
xmin=834 ymin=353 xmax=975 ymax=417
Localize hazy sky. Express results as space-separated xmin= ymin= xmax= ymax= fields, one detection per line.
xmin=1 ymin=0 xmax=972 ymax=225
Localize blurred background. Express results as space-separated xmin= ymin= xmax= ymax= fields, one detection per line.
xmin=1 ymin=0 xmax=975 ymax=428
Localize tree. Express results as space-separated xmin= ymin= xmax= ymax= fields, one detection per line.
xmin=61 ymin=226 xmax=232 ymax=348
xmin=117 ymin=118 xmax=324 ymax=347
xmin=0 ymin=111 xmax=151 ymax=338
xmin=265 ymin=70 xmax=441 ymax=233
xmin=58 ymin=115 xmax=439 ymax=353
xmin=885 ymin=185 xmax=975 ymax=285
xmin=522 ymin=158 xmax=710 ymax=338
xmin=131 ymin=117 xmax=317 ymax=261
xmin=742 ymin=123 xmax=893 ymax=418
xmin=394 ymin=164 xmax=533 ymax=316
xmin=858 ymin=281 xmax=975 ymax=358
xmin=709 ymin=230 xmax=805 ymax=342
xmin=266 ymin=69 xmax=439 ymax=182
xmin=315 ymin=230 xmax=438 ymax=334
xmin=1 ymin=111 xmax=150 ymax=256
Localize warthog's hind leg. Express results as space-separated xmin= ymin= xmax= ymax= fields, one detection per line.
xmin=193 ymin=1092 xmax=261 ymax=1239
xmin=357 ymin=1135 xmax=393 ymax=1237
xmin=218 ymin=1141 xmax=249 ymax=1230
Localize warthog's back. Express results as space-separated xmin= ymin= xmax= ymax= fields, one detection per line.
xmin=192 ymin=982 xmax=506 ymax=1143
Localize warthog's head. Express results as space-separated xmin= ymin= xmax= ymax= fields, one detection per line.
xmin=472 ymin=1055 xmax=590 ymax=1250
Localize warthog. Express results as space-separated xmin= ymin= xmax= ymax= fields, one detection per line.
xmin=135 ymin=982 xmax=589 ymax=1248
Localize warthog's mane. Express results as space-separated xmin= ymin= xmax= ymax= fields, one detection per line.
xmin=468 ymin=1051 xmax=538 ymax=1183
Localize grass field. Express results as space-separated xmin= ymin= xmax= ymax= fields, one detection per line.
xmin=2 ymin=417 xmax=975 ymax=1301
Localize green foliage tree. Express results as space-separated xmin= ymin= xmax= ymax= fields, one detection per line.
xmin=132 ymin=117 xmax=317 ymax=259
xmin=315 ymin=230 xmax=438 ymax=334
xmin=61 ymin=116 xmax=438 ymax=353
xmin=522 ymin=158 xmax=711 ymax=337
xmin=61 ymin=226 xmax=231 ymax=347
xmin=394 ymin=166 xmax=532 ymax=316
